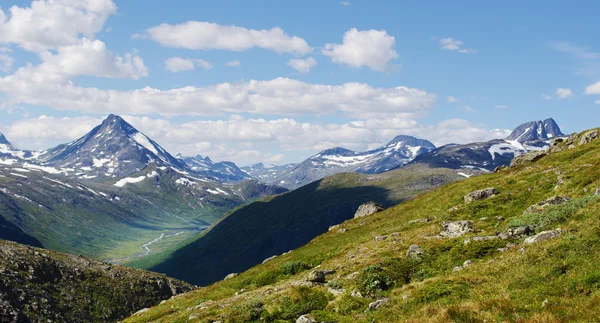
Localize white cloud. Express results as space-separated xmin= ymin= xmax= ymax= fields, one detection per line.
xmin=551 ymin=42 xmax=600 ymax=60
xmin=164 ymin=57 xmax=213 ymax=72
xmin=1 ymin=38 xmax=147 ymax=84
xmin=3 ymin=115 xmax=511 ymax=165
xmin=0 ymin=76 xmax=436 ymax=117
xmin=225 ymin=60 xmax=241 ymax=67
xmin=494 ymin=105 xmax=507 ymax=109
xmin=340 ymin=1 xmax=352 ymax=5
xmin=439 ymin=37 xmax=478 ymax=54
xmin=555 ymin=87 xmax=573 ymax=99
xmin=0 ymin=54 xmax=14 ymax=72
xmin=0 ymin=0 xmax=117 ymax=52
xmin=542 ymin=94 xmax=552 ymax=100
xmin=447 ymin=96 xmax=458 ymax=103
xmin=322 ymin=28 xmax=399 ymax=72
xmin=585 ymin=82 xmax=600 ymax=95
xmin=141 ymin=21 xmax=312 ymax=55
xmin=287 ymin=57 xmax=317 ymax=73
xmin=596 ymin=100 xmax=600 ymax=105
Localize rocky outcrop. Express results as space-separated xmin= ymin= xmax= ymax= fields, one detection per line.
xmin=406 ymin=244 xmax=424 ymax=260
xmin=523 ymin=196 xmax=571 ymax=214
xmin=440 ymin=221 xmax=473 ymax=238
xmin=354 ymin=202 xmax=384 ymax=218
xmin=306 ymin=270 xmax=327 ymax=283
xmin=464 ymin=188 xmax=500 ymax=204
xmin=0 ymin=239 xmax=193 ymax=323
xmin=524 ymin=229 xmax=562 ymax=244
xmin=368 ymin=298 xmax=390 ymax=310
xmin=510 ymin=150 xmax=547 ymax=168
xmin=296 ymin=314 xmax=317 ymax=323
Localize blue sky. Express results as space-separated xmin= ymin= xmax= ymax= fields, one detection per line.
xmin=0 ymin=0 xmax=599 ymax=165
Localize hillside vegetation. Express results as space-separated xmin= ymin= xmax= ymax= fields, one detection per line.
xmin=130 ymin=164 xmax=467 ymax=286
xmin=126 ymin=128 xmax=600 ymax=322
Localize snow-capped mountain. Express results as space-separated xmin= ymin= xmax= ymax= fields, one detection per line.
xmin=178 ymin=154 xmax=252 ymax=182
xmin=260 ymin=135 xmax=436 ymax=189
xmin=0 ymin=132 xmax=39 ymax=160
xmin=411 ymin=118 xmax=564 ymax=171
xmin=240 ymin=163 xmax=298 ymax=183
xmin=506 ymin=118 xmax=564 ymax=143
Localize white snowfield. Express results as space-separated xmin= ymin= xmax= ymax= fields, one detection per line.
xmin=114 ymin=175 xmax=147 ymax=187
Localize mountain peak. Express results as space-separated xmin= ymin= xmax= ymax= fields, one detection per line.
xmin=385 ymin=135 xmax=436 ymax=149
xmin=506 ymin=118 xmax=564 ymax=143
xmin=318 ymin=147 xmax=356 ymax=156
xmin=99 ymin=114 xmax=137 ymax=136
xmin=0 ymin=132 xmax=11 ymax=146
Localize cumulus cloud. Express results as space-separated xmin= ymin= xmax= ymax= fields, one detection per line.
xmin=0 ymin=53 xmax=13 ymax=72
xmin=555 ymin=87 xmax=573 ymax=99
xmin=3 ymin=115 xmax=510 ymax=165
xmin=447 ymin=96 xmax=458 ymax=103
xmin=340 ymin=1 xmax=351 ymax=5
xmin=439 ymin=37 xmax=478 ymax=54
xmin=0 ymin=76 xmax=436 ymax=117
xmin=585 ymin=81 xmax=600 ymax=95
xmin=225 ymin=60 xmax=241 ymax=67
xmin=287 ymin=57 xmax=317 ymax=73
xmin=322 ymin=28 xmax=399 ymax=72
xmin=164 ymin=57 xmax=213 ymax=72
xmin=140 ymin=21 xmax=311 ymax=55
xmin=0 ymin=0 xmax=117 ymax=52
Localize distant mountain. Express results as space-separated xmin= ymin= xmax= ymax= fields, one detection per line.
xmin=37 ymin=114 xmax=188 ymax=179
xmin=0 ymin=132 xmax=10 ymax=146
xmin=411 ymin=118 xmax=564 ymax=171
xmin=241 ymin=162 xmax=297 ymax=183
xmin=506 ymin=118 xmax=564 ymax=143
xmin=179 ymin=154 xmax=252 ymax=182
xmin=255 ymin=135 xmax=435 ymax=189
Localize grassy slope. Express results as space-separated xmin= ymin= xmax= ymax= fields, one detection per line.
xmin=126 ymin=129 xmax=600 ymax=322
xmin=132 ymin=165 xmax=466 ymax=286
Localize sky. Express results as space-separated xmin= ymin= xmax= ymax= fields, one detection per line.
xmin=0 ymin=0 xmax=599 ymax=166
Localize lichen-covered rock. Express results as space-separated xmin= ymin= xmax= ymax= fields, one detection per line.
xmin=498 ymin=226 xmax=534 ymax=240
xmin=354 ymin=201 xmax=384 ymax=218
xmin=523 ymin=196 xmax=571 ymax=214
xmin=296 ymin=314 xmax=317 ymax=323
xmin=306 ymin=270 xmax=326 ymax=283
xmin=406 ymin=244 xmax=424 ymax=259
xmin=374 ymin=235 xmax=388 ymax=241
xmin=262 ymin=255 xmax=277 ymax=264
xmin=464 ymin=188 xmax=500 ymax=204
xmin=223 ymin=273 xmax=238 ymax=280
xmin=368 ymin=298 xmax=390 ymax=310
xmin=510 ymin=150 xmax=548 ymax=168
xmin=440 ymin=221 xmax=473 ymax=238
xmin=579 ymin=129 xmax=599 ymax=146
xmin=524 ymin=229 xmax=562 ymax=244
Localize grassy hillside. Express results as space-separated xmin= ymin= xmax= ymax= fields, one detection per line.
xmin=132 ymin=165 xmax=468 ymax=286
xmin=126 ymin=129 xmax=600 ymax=322
xmin=0 ymin=239 xmax=193 ymax=322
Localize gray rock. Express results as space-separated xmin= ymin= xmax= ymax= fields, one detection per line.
xmin=408 ymin=218 xmax=431 ymax=225
xmin=579 ymin=129 xmax=599 ymax=145
xmin=498 ymin=226 xmax=534 ymax=240
xmin=463 ymin=260 xmax=472 ymax=267
xmin=523 ymin=229 xmax=562 ymax=245
xmin=354 ymin=201 xmax=384 ymax=218
xmin=406 ymin=244 xmax=424 ymax=259
xmin=595 ymin=187 xmax=600 ymax=196
xmin=510 ymin=150 xmax=547 ymax=168
xmin=328 ymin=224 xmax=339 ymax=231
xmin=452 ymin=266 xmax=463 ymax=272
xmin=464 ymin=188 xmax=500 ymax=204
xmin=464 ymin=235 xmax=497 ymax=245
xmin=327 ymin=287 xmax=345 ymax=296
xmin=306 ymin=270 xmax=326 ymax=283
xmin=350 ymin=289 xmax=362 ymax=298
xmin=368 ymin=298 xmax=390 ymax=310
xmin=262 ymin=255 xmax=277 ymax=264
xmin=391 ymin=232 xmax=400 ymax=236
xmin=374 ymin=235 xmax=388 ymax=241
xmin=336 ymin=228 xmax=348 ymax=234
xmin=296 ymin=314 xmax=317 ymax=323
xmin=523 ymin=196 xmax=571 ymax=214
xmin=223 ymin=273 xmax=238 ymax=280
xmin=448 ymin=206 xmax=459 ymax=213
xmin=346 ymin=272 xmax=359 ymax=280
xmin=440 ymin=220 xmax=473 ymax=238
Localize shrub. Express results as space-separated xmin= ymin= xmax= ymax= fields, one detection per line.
xmin=227 ymin=299 xmax=265 ymax=322
xmin=335 ymin=294 xmax=367 ymax=315
xmin=327 ymin=279 xmax=342 ymax=290
xmin=280 ymin=261 xmax=311 ymax=275
xmin=415 ymin=280 xmax=469 ymax=304
xmin=508 ymin=195 xmax=597 ymax=230
xmin=356 ymin=265 xmax=394 ymax=296
xmin=252 ymin=270 xmax=279 ymax=287
xmin=274 ymin=287 xmax=328 ymax=320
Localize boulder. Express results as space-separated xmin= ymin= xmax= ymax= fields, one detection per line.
xmin=440 ymin=221 xmax=473 ymax=238
xmin=579 ymin=129 xmax=599 ymax=145
xmin=498 ymin=226 xmax=534 ymax=240
xmin=262 ymin=255 xmax=277 ymax=264
xmin=523 ymin=229 xmax=562 ymax=245
xmin=354 ymin=202 xmax=384 ymax=218
xmin=464 ymin=188 xmax=500 ymax=204
xmin=406 ymin=244 xmax=424 ymax=260
xmin=510 ymin=150 xmax=547 ymax=168
xmin=374 ymin=236 xmax=388 ymax=241
xmin=328 ymin=224 xmax=339 ymax=231
xmin=306 ymin=270 xmax=326 ymax=283
xmin=223 ymin=273 xmax=238 ymax=280
xmin=368 ymin=298 xmax=390 ymax=310
xmin=296 ymin=314 xmax=317 ymax=323
xmin=523 ymin=196 xmax=571 ymax=214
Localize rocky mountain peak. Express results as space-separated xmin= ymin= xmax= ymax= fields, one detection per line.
xmin=505 ymin=118 xmax=564 ymax=143
xmin=317 ymin=147 xmax=356 ymax=157
xmin=0 ymin=132 xmax=11 ymax=146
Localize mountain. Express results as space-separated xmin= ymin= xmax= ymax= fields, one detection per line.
xmin=135 ymin=163 xmax=473 ymax=286
xmin=255 ymin=135 xmax=435 ymax=189
xmin=411 ymin=118 xmax=564 ymax=172
xmin=0 ymin=132 xmax=10 ymax=146
xmin=0 ymin=238 xmax=192 ymax=322
xmin=127 ymin=127 xmax=600 ymax=323
xmin=179 ymin=154 xmax=252 ymax=182
xmin=37 ymin=114 xmax=188 ymax=179
xmin=241 ymin=162 xmax=298 ymax=183
xmin=506 ymin=118 xmax=564 ymax=143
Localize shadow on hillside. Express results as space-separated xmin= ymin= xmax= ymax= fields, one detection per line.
xmin=151 ymin=180 xmax=396 ymax=286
